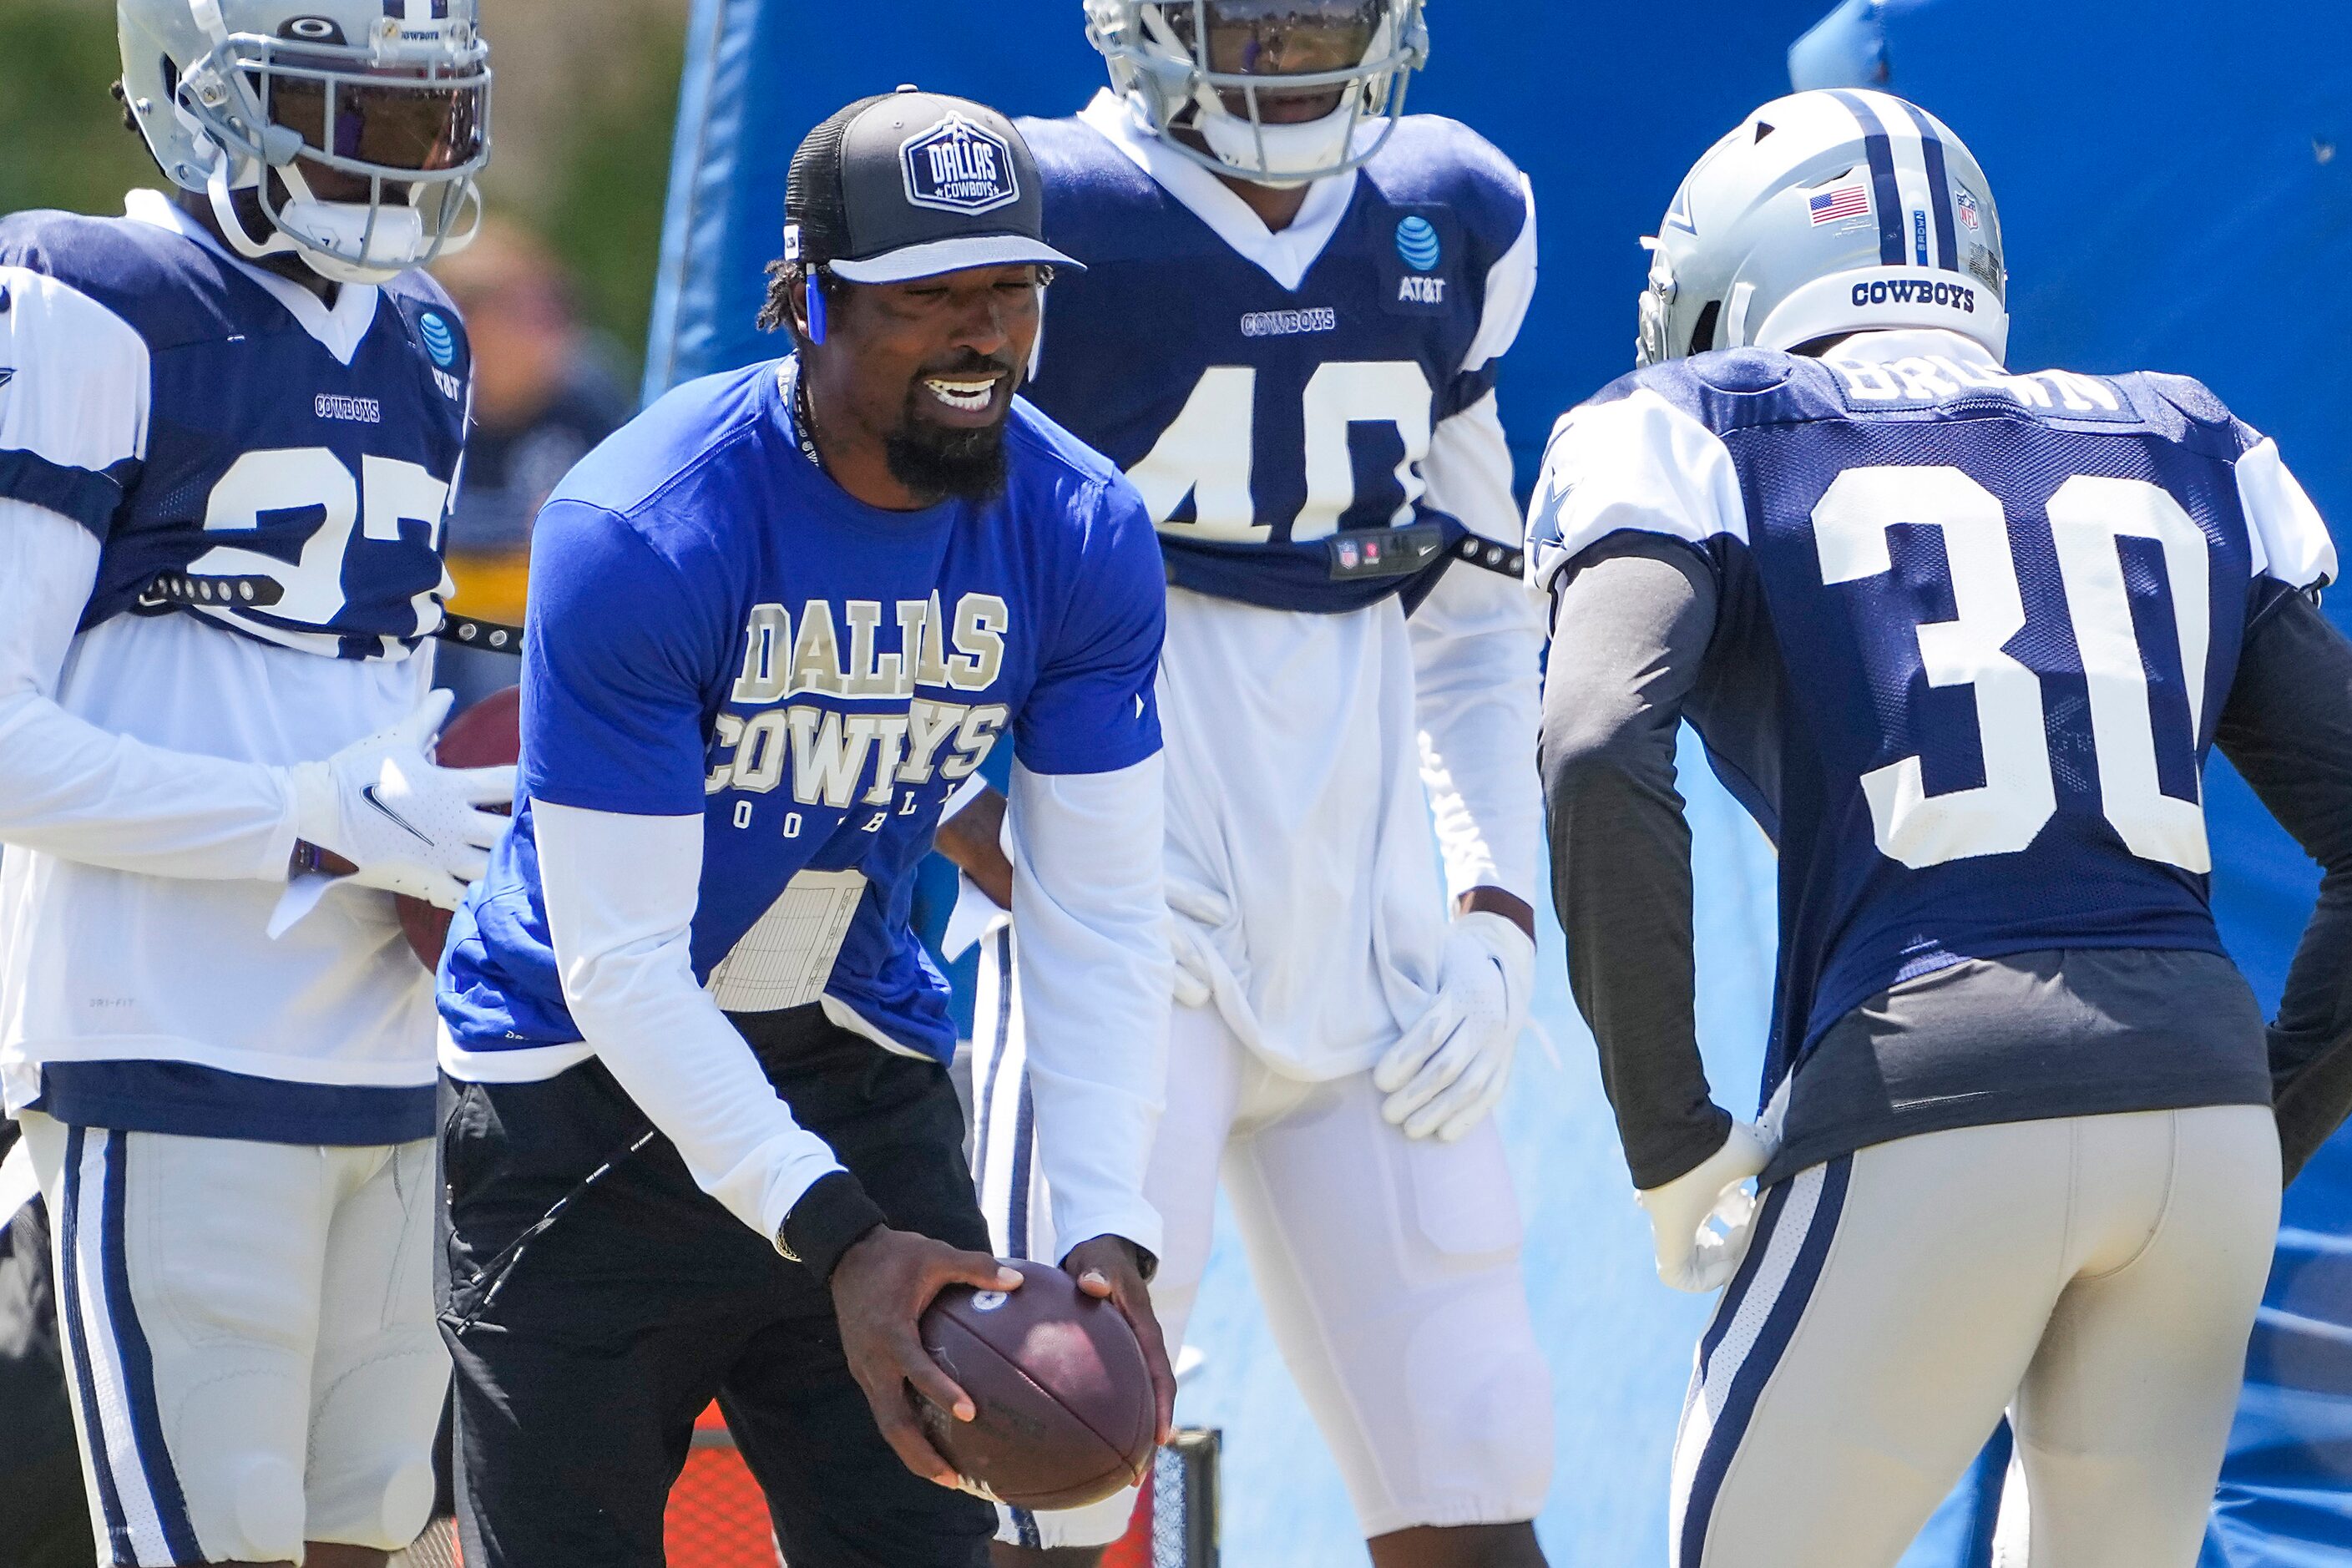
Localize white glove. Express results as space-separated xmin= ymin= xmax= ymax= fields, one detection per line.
xmin=1167 ymin=918 xmax=1216 ymax=1009
xmin=286 ymin=689 xmax=518 ymax=911
xmin=1164 ymin=879 xmax=1232 ymax=1012
xmin=1373 ymin=910 xmax=1535 ymax=1141
xmin=1636 ymin=1120 xmax=1775 ymax=1293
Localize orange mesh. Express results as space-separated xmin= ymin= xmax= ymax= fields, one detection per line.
xmin=422 ymin=1408 xmax=1206 ymax=1567
xmin=665 ymin=1404 xmax=784 ymax=1567
xmin=1099 ymin=1464 xmax=1156 ymax=1568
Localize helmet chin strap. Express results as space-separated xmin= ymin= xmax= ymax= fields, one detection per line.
xmin=1194 ymin=96 xmax=1358 ymax=186
xmin=203 ymin=148 xmax=423 ymax=286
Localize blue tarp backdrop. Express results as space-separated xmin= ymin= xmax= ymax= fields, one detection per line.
xmin=645 ymin=3 xmax=2352 ymax=1561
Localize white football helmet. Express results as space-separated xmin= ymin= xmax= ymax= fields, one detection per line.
xmin=1636 ymin=89 xmax=2008 ymax=367
xmin=1083 ymin=0 xmax=1428 ymax=187
xmin=117 ymin=0 xmax=490 ymax=284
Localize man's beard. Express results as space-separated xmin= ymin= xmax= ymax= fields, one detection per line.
xmin=885 ymin=401 xmax=1011 ymax=504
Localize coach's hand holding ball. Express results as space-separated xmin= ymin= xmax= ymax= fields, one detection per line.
xmin=1063 ymin=1233 xmax=1177 ymax=1448
xmin=827 ymin=1223 xmax=1172 ymax=1501
xmin=831 ymin=1226 xmax=1027 ymax=1487
xmin=1637 ymin=1120 xmax=1775 ymax=1292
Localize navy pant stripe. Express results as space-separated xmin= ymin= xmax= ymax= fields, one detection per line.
xmin=972 ymin=927 xmax=1014 ymax=1186
xmin=1006 ymin=1070 xmax=1037 ymax=1262
xmin=101 ymin=1132 xmax=203 ymax=1565
xmin=57 ymin=1126 xmax=135 ymax=1565
xmin=1692 ymin=1173 xmax=1795 ymax=1381
xmin=1896 ymin=100 xmax=1961 ymax=271
xmin=1681 ymin=1156 xmax=1854 ymax=1568
xmin=1828 ymin=91 xmax=1908 ymax=266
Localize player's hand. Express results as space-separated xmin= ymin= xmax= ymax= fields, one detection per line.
xmin=1373 ymin=911 xmax=1535 ymax=1141
xmin=1064 ymin=1233 xmax=1176 ymax=1447
xmin=287 ymin=689 xmax=517 ymax=910
xmin=1166 ymin=920 xmax=1216 ymax=1009
xmin=934 ymin=786 xmax=1014 ymax=910
xmin=830 ymin=1226 xmax=1024 ymax=1487
xmin=1164 ymin=880 xmax=1233 ymax=1011
xmin=1637 ymin=1120 xmax=1775 ymax=1293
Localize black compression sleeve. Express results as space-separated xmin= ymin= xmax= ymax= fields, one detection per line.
xmin=777 ymin=1170 xmax=888 ymax=1282
xmin=1540 ymin=535 xmax=1732 ymax=1190
xmin=2213 ymin=589 xmax=2352 ymax=1185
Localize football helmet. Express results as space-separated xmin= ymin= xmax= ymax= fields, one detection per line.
xmin=117 ymin=0 xmax=490 ymax=284
xmin=1636 ymin=89 xmax=2007 ymax=367
xmin=1083 ymin=0 xmax=1428 ymax=187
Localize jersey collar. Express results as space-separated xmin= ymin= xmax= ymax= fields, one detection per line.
xmin=1820 ymin=328 xmax=2006 ymax=374
xmin=124 ymin=188 xmax=382 ymax=367
xmin=1077 ymin=90 xmax=1363 ymax=293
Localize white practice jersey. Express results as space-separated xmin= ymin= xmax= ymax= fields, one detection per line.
xmin=1018 ymin=99 xmax=1548 ymax=1075
xmin=0 ymin=191 xmax=468 ymax=1143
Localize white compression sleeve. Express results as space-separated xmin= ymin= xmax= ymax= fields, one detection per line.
xmin=0 ymin=498 xmax=301 ymax=878
xmin=1412 ymin=395 xmax=1547 ymax=906
xmin=534 ymin=799 xmax=845 ymax=1242
xmin=1007 ymin=755 xmax=1171 ymax=1262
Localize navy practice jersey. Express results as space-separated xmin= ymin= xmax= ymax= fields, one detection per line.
xmin=1019 ymin=96 xmax=1534 ymax=614
xmin=0 ymin=195 xmax=467 ymax=660
xmin=1528 ymin=335 xmax=2337 ymax=1100
xmin=439 ymin=358 xmax=1164 ymax=1066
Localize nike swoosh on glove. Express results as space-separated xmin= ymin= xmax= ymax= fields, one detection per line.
xmin=1636 ymin=1120 xmax=1775 ymax=1293
xmin=1373 ymin=910 xmax=1535 ymax=1141
xmin=287 ymin=689 xmax=518 ymax=911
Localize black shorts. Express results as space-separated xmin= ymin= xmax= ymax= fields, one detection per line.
xmin=437 ymin=1007 xmax=994 ymax=1568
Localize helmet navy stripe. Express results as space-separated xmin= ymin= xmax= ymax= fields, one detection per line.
xmin=1895 ymin=99 xmax=1961 ymax=273
xmin=1826 ymin=89 xmax=1906 ymax=268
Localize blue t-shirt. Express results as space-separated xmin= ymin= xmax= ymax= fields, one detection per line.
xmin=1531 ymin=346 xmax=2317 ymax=1099
xmin=439 ymin=357 xmax=1165 ymax=1065
xmin=1018 ymin=110 xmax=1530 ymax=614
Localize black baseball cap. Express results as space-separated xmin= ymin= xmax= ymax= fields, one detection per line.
xmin=785 ymin=86 xmax=1083 ymax=285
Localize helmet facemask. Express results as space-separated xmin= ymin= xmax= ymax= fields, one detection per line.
xmin=170 ymin=12 xmax=489 ymax=284
xmin=1090 ymin=0 xmax=1427 ymax=187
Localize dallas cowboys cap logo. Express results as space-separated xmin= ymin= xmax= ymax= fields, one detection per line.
xmin=900 ymin=114 xmax=1020 ymax=217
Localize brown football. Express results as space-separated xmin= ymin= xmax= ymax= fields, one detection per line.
xmin=396 ymin=685 xmax=519 ymax=972
xmin=914 ymin=1258 xmax=1156 ymax=1510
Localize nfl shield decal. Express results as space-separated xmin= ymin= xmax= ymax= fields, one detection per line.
xmin=900 ymin=114 xmax=1020 ymax=215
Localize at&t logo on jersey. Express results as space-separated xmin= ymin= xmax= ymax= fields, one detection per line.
xmin=418 ymin=310 xmax=458 ymax=366
xmin=1396 ymin=215 xmax=1441 ymax=270
xmin=416 ymin=309 xmax=463 ymax=401
xmin=901 ymin=115 xmax=1019 ymax=215
xmin=1393 ymin=215 xmax=1448 ymax=305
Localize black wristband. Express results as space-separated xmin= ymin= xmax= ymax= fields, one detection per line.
xmin=1063 ymin=1233 xmax=1160 ymax=1283
xmin=776 ymin=1170 xmax=887 ymax=1282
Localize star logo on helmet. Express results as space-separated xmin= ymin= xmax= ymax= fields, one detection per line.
xmin=1664 ymin=185 xmax=1698 ymax=235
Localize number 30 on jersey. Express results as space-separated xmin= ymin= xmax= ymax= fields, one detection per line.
xmin=1818 ymin=465 xmax=2213 ymax=873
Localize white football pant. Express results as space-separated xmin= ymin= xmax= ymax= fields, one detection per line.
xmin=971 ymin=926 xmax=1554 ymax=1550
xmin=20 ymin=1111 xmax=447 ymax=1566
xmin=1672 ymin=1106 xmax=2279 ymax=1568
